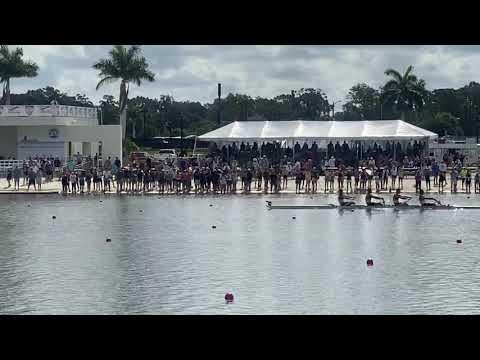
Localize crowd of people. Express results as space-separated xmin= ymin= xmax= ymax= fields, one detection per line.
xmin=1 ymin=141 xmax=478 ymax=195
xmin=209 ymin=139 xmax=428 ymax=167
xmin=4 ymin=157 xmax=61 ymax=191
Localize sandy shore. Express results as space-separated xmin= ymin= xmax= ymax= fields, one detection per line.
xmin=0 ymin=176 xmax=477 ymax=195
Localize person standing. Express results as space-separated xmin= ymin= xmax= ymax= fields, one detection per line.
xmin=61 ymin=172 xmax=69 ymax=194
xmin=36 ymin=168 xmax=43 ymax=191
xmin=398 ymin=166 xmax=404 ymax=190
xmin=475 ymin=171 xmax=480 ymax=194
xmin=415 ymin=168 xmax=422 ymax=193
xmin=465 ymin=169 xmax=472 ymax=194
xmin=79 ymin=171 xmax=85 ymax=194
xmin=460 ymin=167 xmax=467 ymax=190
xmin=27 ymin=168 xmax=36 ymax=191
xmin=390 ymin=164 xmax=397 ymax=190
xmin=424 ymin=165 xmax=431 ymax=191
xmin=354 ymin=167 xmax=360 ymax=193
xmin=70 ymin=171 xmax=77 ymax=194
xmin=450 ymin=168 xmax=458 ymax=193
xmin=432 ymin=161 xmax=439 ymax=186
xmin=6 ymin=167 xmax=12 ymax=188
xmin=439 ymin=160 xmax=447 ymax=189
xmin=86 ymin=170 xmax=92 ymax=193
xmin=13 ymin=165 xmax=21 ymax=191
xmin=22 ymin=161 xmax=28 ymax=186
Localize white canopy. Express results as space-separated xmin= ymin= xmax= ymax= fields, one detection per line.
xmin=198 ymin=120 xmax=437 ymax=142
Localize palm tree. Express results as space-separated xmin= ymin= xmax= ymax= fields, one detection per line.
xmin=382 ymin=65 xmax=427 ymax=120
xmin=0 ymin=45 xmax=39 ymax=105
xmin=93 ymin=45 xmax=155 ymax=141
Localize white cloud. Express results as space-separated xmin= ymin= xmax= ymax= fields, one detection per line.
xmin=6 ymin=45 xmax=480 ymax=105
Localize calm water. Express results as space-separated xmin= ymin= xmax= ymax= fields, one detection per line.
xmin=1 ymin=193 xmax=480 ymax=314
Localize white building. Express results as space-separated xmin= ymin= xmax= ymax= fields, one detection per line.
xmin=0 ymin=104 xmax=122 ymax=163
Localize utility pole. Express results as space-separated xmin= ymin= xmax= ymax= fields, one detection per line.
xmin=142 ymin=106 xmax=147 ymax=140
xmin=217 ymin=83 xmax=221 ymax=125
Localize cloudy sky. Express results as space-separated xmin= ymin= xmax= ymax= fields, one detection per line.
xmin=11 ymin=45 xmax=480 ymax=105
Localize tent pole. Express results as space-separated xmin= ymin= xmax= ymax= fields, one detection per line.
xmin=193 ymin=135 xmax=197 ymax=156
xmin=293 ymin=141 xmax=295 ymax=162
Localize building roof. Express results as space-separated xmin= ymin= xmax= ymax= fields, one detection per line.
xmin=0 ymin=105 xmax=97 ymax=126
xmin=198 ymin=120 xmax=437 ymax=141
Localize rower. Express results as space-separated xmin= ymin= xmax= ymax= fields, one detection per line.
xmin=365 ymin=188 xmax=385 ymax=206
xmin=338 ymin=189 xmax=355 ymax=207
xmin=392 ymin=188 xmax=411 ymax=206
xmin=419 ymin=189 xmax=442 ymax=207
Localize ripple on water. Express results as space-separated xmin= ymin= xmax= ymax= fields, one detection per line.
xmin=1 ymin=194 xmax=480 ymax=314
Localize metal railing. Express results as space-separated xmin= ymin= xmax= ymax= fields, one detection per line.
xmin=0 ymin=160 xmax=24 ymax=177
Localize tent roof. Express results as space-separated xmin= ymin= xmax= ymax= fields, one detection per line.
xmin=198 ymin=120 xmax=437 ymax=142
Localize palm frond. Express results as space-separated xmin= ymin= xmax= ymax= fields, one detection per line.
xmin=383 ymin=80 xmax=400 ymax=91
xmin=96 ymin=76 xmax=118 ymax=90
xmin=404 ymin=65 xmax=414 ymax=79
xmin=384 ymin=68 xmax=402 ymax=82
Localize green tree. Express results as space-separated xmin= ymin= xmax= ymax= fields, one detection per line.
xmin=382 ymin=65 xmax=427 ymax=120
xmin=99 ymin=95 xmax=119 ymax=125
xmin=421 ymin=112 xmax=463 ymax=137
xmin=0 ymin=45 xmax=39 ymax=105
xmin=344 ymin=83 xmax=380 ymax=119
xmin=93 ymin=45 xmax=155 ymax=141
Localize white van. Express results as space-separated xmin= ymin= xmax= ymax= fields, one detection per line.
xmin=155 ymin=149 xmax=177 ymax=161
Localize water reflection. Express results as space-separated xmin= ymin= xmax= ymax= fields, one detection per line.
xmin=1 ymin=193 xmax=480 ymax=314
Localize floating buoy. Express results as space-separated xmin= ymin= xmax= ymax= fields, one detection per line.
xmin=52 ymin=216 xmax=56 ymax=219
xmin=225 ymin=293 xmax=234 ymax=302
xmin=139 ymin=210 xmax=143 ymax=213
xmin=209 ymin=204 xmax=213 ymax=207
xmin=212 ymin=225 xmax=216 ymax=229
xmin=457 ymin=239 xmax=462 ymax=244
xmin=99 ymin=200 xmax=103 ymax=203
xmin=27 ymin=204 xmax=31 ymax=207
xmin=292 ymin=216 xmax=296 ymax=219
xmin=106 ymin=238 xmax=111 ymax=242
xmin=367 ymin=259 xmax=374 ymax=266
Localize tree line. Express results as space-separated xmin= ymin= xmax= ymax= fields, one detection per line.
xmin=1 ymin=45 xmax=479 ymax=141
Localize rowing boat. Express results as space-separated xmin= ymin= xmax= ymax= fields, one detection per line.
xmin=265 ymin=201 xmax=480 ymax=210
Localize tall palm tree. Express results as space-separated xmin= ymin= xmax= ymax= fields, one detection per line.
xmin=93 ymin=45 xmax=155 ymax=141
xmin=382 ymin=65 xmax=427 ymax=120
xmin=0 ymin=45 xmax=39 ymax=105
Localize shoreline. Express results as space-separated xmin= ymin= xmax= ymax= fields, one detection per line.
xmin=0 ymin=189 xmax=476 ymax=196
xmin=1 ymin=177 xmax=476 ymax=196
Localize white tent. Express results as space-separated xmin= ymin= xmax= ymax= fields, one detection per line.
xmin=198 ymin=120 xmax=437 ymax=142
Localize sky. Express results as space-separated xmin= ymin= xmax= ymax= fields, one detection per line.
xmin=11 ymin=45 xmax=480 ymax=106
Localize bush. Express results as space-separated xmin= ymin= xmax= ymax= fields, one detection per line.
xmin=125 ymin=137 xmax=139 ymax=155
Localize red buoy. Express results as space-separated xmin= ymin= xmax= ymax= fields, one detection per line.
xmin=225 ymin=293 xmax=234 ymax=302
xmin=367 ymin=259 xmax=374 ymax=266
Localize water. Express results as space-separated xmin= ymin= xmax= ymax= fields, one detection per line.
xmin=1 ymin=193 xmax=480 ymax=314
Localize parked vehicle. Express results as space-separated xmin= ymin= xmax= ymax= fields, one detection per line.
xmin=130 ymin=151 xmax=148 ymax=165
xmin=154 ymin=149 xmax=177 ymax=161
